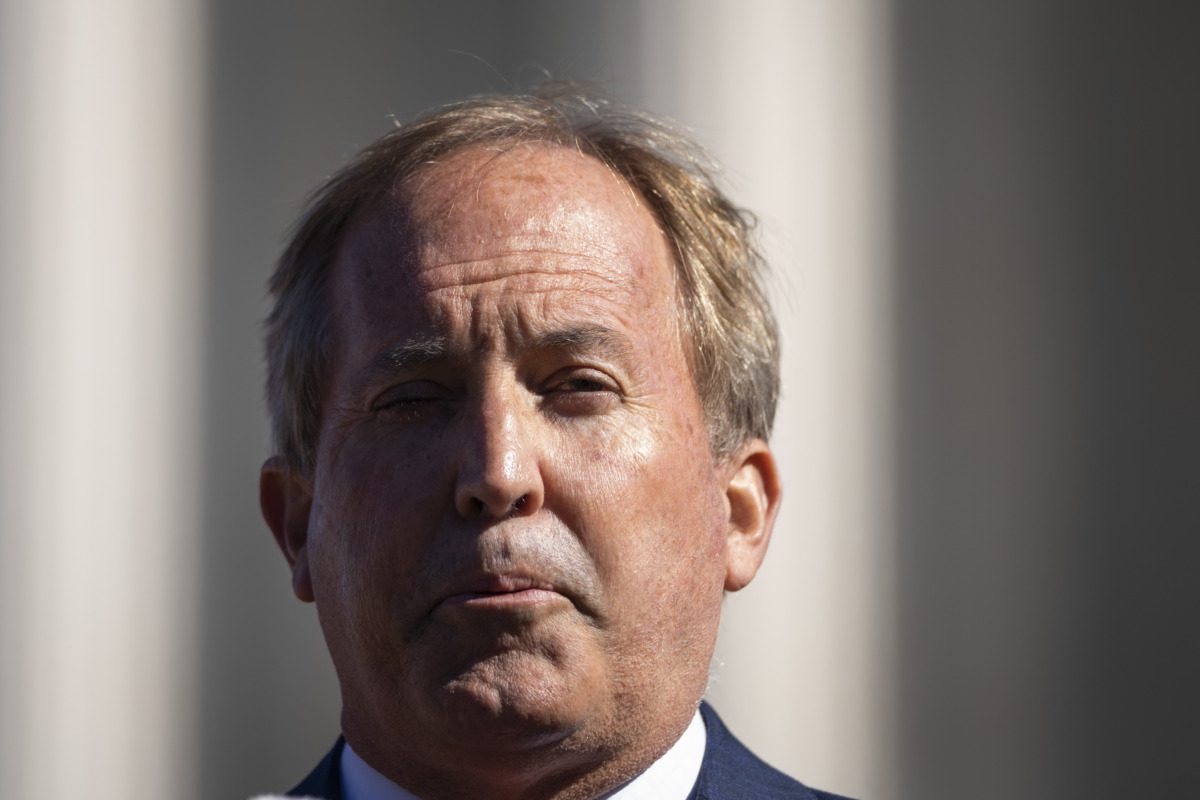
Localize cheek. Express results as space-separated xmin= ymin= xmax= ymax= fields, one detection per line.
xmin=307 ymin=429 xmax=448 ymax=610
xmin=547 ymin=409 xmax=728 ymax=610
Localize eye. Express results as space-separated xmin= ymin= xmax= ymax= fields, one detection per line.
xmin=556 ymin=376 xmax=611 ymax=393
xmin=371 ymin=381 xmax=451 ymax=416
xmin=543 ymin=369 xmax=621 ymax=415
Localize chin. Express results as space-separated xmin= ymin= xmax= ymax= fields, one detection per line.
xmin=436 ymin=648 xmax=604 ymax=746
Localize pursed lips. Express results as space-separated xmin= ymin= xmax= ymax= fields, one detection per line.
xmin=438 ymin=572 xmax=569 ymax=609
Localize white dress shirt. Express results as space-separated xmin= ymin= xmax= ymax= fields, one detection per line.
xmin=341 ymin=709 xmax=707 ymax=800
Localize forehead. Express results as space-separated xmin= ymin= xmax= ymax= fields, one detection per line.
xmin=408 ymin=142 xmax=654 ymax=262
xmin=330 ymin=143 xmax=679 ymax=346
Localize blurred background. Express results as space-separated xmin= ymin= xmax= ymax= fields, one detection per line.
xmin=1 ymin=1 xmax=1196 ymax=798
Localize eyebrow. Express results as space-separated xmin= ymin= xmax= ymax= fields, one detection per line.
xmin=353 ymin=326 xmax=634 ymax=390
xmin=532 ymin=326 xmax=634 ymax=362
xmin=380 ymin=334 xmax=452 ymax=368
xmin=353 ymin=334 xmax=451 ymax=392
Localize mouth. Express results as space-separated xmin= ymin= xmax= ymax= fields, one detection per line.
xmin=438 ymin=574 xmax=569 ymax=611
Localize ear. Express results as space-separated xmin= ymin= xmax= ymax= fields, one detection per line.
xmin=260 ymin=456 xmax=316 ymax=603
xmin=722 ymin=439 xmax=782 ymax=592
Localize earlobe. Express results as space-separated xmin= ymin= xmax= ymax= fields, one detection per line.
xmin=260 ymin=456 xmax=316 ymax=603
xmin=722 ymin=440 xmax=782 ymax=592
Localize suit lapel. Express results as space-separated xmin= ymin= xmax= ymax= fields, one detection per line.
xmin=289 ymin=737 xmax=345 ymax=799
xmin=690 ymin=702 xmax=827 ymax=800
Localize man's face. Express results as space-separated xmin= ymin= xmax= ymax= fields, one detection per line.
xmin=264 ymin=143 xmax=777 ymax=793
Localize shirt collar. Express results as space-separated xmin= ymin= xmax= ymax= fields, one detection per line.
xmin=341 ymin=709 xmax=707 ymax=800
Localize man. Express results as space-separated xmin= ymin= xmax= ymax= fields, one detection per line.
xmin=259 ymin=85 xmax=853 ymax=800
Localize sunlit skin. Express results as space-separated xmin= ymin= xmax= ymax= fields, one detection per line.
xmin=261 ymin=142 xmax=781 ymax=800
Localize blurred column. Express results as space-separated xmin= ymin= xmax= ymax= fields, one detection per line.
xmin=893 ymin=4 xmax=1200 ymax=798
xmin=0 ymin=0 xmax=205 ymax=798
xmin=636 ymin=2 xmax=894 ymax=797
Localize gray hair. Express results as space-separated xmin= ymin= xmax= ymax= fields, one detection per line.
xmin=265 ymin=84 xmax=779 ymax=473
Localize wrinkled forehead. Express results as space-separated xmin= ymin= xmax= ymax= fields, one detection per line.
xmin=330 ymin=142 xmax=678 ymax=323
xmin=405 ymin=141 xmax=654 ymax=256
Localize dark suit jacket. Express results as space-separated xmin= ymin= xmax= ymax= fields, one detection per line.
xmin=287 ymin=702 xmax=854 ymax=800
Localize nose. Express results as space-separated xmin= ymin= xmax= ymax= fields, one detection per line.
xmin=453 ymin=389 xmax=545 ymax=520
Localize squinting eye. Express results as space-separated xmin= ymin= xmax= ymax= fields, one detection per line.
xmin=543 ymin=370 xmax=621 ymax=416
xmin=557 ymin=377 xmax=610 ymax=393
xmin=547 ymin=368 xmax=618 ymax=395
xmin=372 ymin=381 xmax=450 ymax=413
xmin=379 ymin=396 xmax=431 ymax=409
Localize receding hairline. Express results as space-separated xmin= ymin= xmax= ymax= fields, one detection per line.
xmin=354 ymin=138 xmax=664 ymax=248
xmin=326 ymin=135 xmax=686 ymax=312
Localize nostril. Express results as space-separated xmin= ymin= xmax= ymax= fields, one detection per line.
xmin=457 ymin=488 xmax=538 ymax=520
